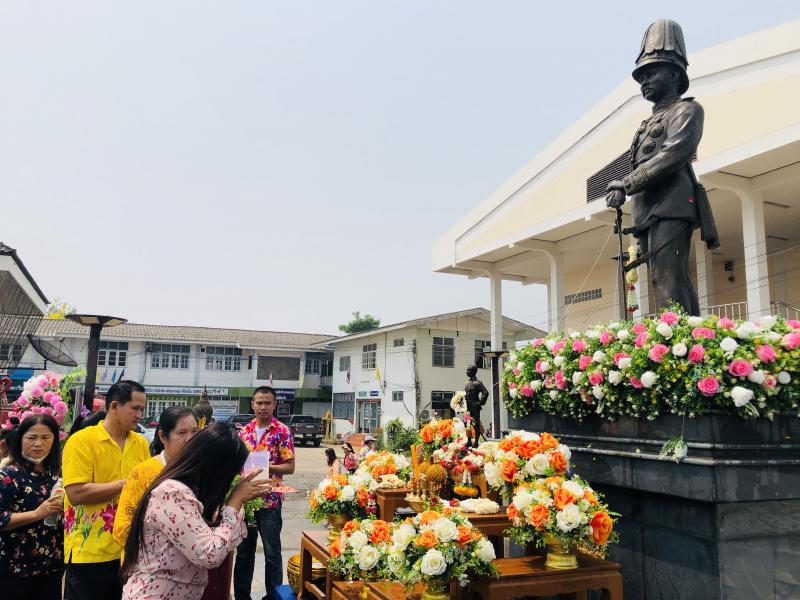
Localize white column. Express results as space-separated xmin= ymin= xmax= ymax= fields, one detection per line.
xmin=547 ymin=252 xmax=564 ymax=332
xmin=490 ymin=273 xmax=502 ymax=350
xmin=694 ymin=230 xmax=715 ymax=313
xmin=740 ymin=192 xmax=771 ymax=319
xmin=633 ymin=263 xmax=651 ymax=319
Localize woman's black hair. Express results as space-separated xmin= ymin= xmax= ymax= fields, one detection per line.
xmin=8 ymin=414 xmax=61 ymax=474
xmin=325 ymin=447 xmax=336 ymax=466
xmin=150 ymin=405 xmax=197 ymax=456
xmin=68 ymin=410 xmax=106 ymax=436
xmin=121 ymin=422 xmax=249 ymax=578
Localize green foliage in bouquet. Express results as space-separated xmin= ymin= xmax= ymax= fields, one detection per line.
xmin=227 ymin=475 xmax=265 ymax=525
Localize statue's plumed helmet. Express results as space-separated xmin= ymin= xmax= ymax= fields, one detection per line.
xmin=633 ymin=19 xmax=690 ymax=95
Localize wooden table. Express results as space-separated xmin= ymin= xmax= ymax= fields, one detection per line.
xmin=331 ymin=581 xmax=362 ymax=600
xmin=375 ymin=488 xmax=409 ymax=520
xmin=468 ymin=554 xmax=623 ymax=600
xmin=300 ymin=530 xmax=334 ymax=600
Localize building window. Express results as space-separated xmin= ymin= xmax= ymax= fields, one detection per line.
xmin=205 ymin=346 xmax=242 ymax=371
xmin=431 ymin=391 xmax=454 ymax=418
xmin=305 ymin=359 xmax=321 ymax=374
xmin=393 ymin=338 xmax=404 ymax=347
xmin=432 ymin=337 xmax=454 ymax=368
xmin=362 ymin=344 xmax=377 ymax=370
xmin=0 ymin=343 xmax=22 ymax=363
xmin=321 ymin=359 xmax=333 ymax=377
xmin=474 ymin=340 xmax=491 ymax=369
xmin=339 ymin=355 xmax=351 ymax=372
xmin=564 ymin=288 xmax=603 ymax=305
xmin=150 ymin=343 xmax=190 ymax=369
xmin=333 ymin=392 xmax=355 ymax=420
xmin=392 ymin=391 xmax=404 ymax=403
xmin=257 ymin=356 xmax=300 ymax=381
xmin=98 ymin=341 xmax=128 ymax=367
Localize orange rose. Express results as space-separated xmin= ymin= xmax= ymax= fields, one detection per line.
xmin=343 ymin=520 xmax=359 ymax=536
xmin=507 ymin=504 xmax=518 ymax=522
xmin=416 ymin=529 xmax=438 ymax=549
xmin=442 ymin=506 xmax=455 ymax=517
xmin=310 ymin=494 xmax=318 ymax=509
xmin=365 ymin=454 xmax=378 ymax=466
xmin=528 ymin=504 xmax=550 ymax=529
xmin=370 ymin=520 xmax=392 ymax=544
xmin=549 ymin=451 xmax=567 ymax=473
xmin=356 ymin=487 xmax=370 ymax=507
xmin=372 ymin=465 xmax=385 ymax=478
xmin=498 ymin=438 xmax=514 ymax=452
xmin=583 ymin=490 xmax=598 ymax=505
xmin=553 ymin=488 xmax=574 ymax=510
xmin=385 ymin=464 xmax=397 ymax=475
xmin=516 ymin=439 xmax=541 ymax=459
xmin=501 ymin=460 xmax=517 ymax=483
xmin=419 ymin=510 xmax=441 ymax=525
xmin=590 ymin=511 xmax=613 ymax=545
xmin=421 ymin=425 xmax=434 ymax=444
xmin=542 ymin=476 xmax=564 ymax=488
xmin=323 ymin=485 xmax=339 ymax=501
xmin=438 ymin=422 xmax=453 ymax=440
xmin=539 ymin=432 xmax=559 ymax=450
xmin=330 ymin=536 xmax=343 ymax=557
xmin=334 ymin=474 xmax=348 ymax=486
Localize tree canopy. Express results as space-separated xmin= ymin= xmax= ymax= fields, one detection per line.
xmin=338 ymin=311 xmax=381 ymax=334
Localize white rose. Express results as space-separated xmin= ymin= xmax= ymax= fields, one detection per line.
xmin=318 ymin=479 xmax=333 ymax=492
xmin=777 ymin=371 xmax=791 ymax=385
xmin=572 ymin=371 xmax=585 ymax=386
xmin=609 ymin=322 xmax=621 ymax=329
xmin=393 ymin=453 xmax=410 ymax=470
xmin=531 ymin=380 xmax=542 ymax=391
xmin=545 ymin=339 xmax=556 ymax=351
xmin=549 ymin=390 xmax=558 ymax=400
xmin=641 ymin=371 xmax=658 ymax=388
xmin=475 ymin=538 xmax=496 ymax=563
xmin=617 ymin=329 xmax=630 ymax=340
xmin=758 ymin=316 xmax=777 ymax=330
xmin=656 ymin=322 xmax=673 ymax=339
xmin=483 ymin=462 xmax=501 ymax=487
xmin=432 ymin=518 xmax=459 ymax=543
xmin=513 ymin=489 xmax=533 ymax=512
xmin=731 ymin=386 xmax=754 ymax=408
xmin=608 ymin=370 xmax=623 ymax=385
xmin=687 ymin=316 xmax=704 ymax=327
xmin=766 ymin=331 xmax=781 ymax=342
xmin=539 ymin=361 xmax=551 ymax=372
xmin=509 ymin=388 xmax=518 ymax=399
xmin=554 ymin=355 xmax=565 ymax=367
xmin=671 ymin=343 xmax=687 ymax=357
xmin=592 ymin=350 xmax=606 ymax=363
xmin=735 ymin=324 xmax=760 ymax=340
xmin=348 ymin=530 xmax=368 ymax=550
xmin=557 ymin=444 xmax=571 ymax=462
xmin=517 ymin=362 xmax=525 ymax=371
xmin=509 ymin=353 xmax=517 ymax=363
xmin=587 ymin=330 xmax=601 ymax=340
xmin=592 ymin=385 xmax=605 ymax=400
xmin=747 ymin=370 xmax=766 ymax=384
xmin=340 ymin=485 xmax=355 ymax=502
xmin=563 ymin=480 xmax=584 ymax=500
xmin=570 ymin=331 xmax=581 ymax=339
xmin=387 ymin=548 xmax=406 ymax=576
xmin=556 ymin=504 xmax=582 ymax=532
xmin=392 ymin=524 xmax=416 ymax=550
xmin=357 ymin=545 xmax=380 ymax=571
xmin=618 ymin=357 xmax=632 ymax=370
xmin=530 ymin=453 xmax=550 ymax=475
xmin=420 ymin=549 xmax=447 ymax=577
xmin=720 ymin=337 xmax=739 ymax=353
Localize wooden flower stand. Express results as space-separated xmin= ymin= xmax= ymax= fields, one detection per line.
xmin=374 ymin=487 xmax=410 ymax=520
xmin=300 ymin=530 xmax=335 ymax=600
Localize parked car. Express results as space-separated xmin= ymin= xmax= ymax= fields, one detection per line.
xmin=226 ymin=413 xmax=255 ymax=430
xmin=286 ymin=415 xmax=323 ymax=447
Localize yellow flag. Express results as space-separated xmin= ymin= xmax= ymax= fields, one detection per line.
xmin=375 ymin=368 xmax=381 ymax=382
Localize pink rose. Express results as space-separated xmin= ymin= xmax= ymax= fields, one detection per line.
xmin=532 ymin=338 xmax=544 ymax=347
xmin=535 ymin=360 xmax=549 ymax=373
xmin=660 ymin=312 xmax=679 ymax=325
xmin=36 ymin=376 xmax=49 ymax=388
xmin=59 ymin=431 xmax=67 ymax=441
xmin=508 ymin=382 xmax=516 ymax=390
xmin=53 ymin=400 xmax=68 ymax=414
xmin=782 ymin=332 xmax=800 ymax=350
xmin=588 ymin=371 xmax=604 ymax=385
xmin=756 ymin=345 xmax=777 ymax=363
xmin=697 ymin=376 xmax=720 ymax=397
xmin=717 ymin=317 xmax=735 ymax=330
xmin=632 ymin=323 xmax=647 ymax=334
xmin=764 ymin=374 xmax=777 ymax=388
xmin=614 ymin=352 xmax=630 ymax=367
xmin=49 ymin=376 xmax=60 ymax=387
xmin=544 ymin=376 xmax=552 ymax=387
xmin=629 ymin=376 xmax=643 ymax=389
xmin=635 ymin=332 xmax=649 ymax=348
xmin=600 ymin=331 xmax=612 ymax=346
xmin=688 ymin=344 xmax=705 ymax=363
xmin=554 ymin=370 xmax=567 ymax=390
xmin=30 ymin=386 xmax=44 ymax=398
xmin=513 ymin=367 xmax=520 ymax=376
xmin=552 ymin=341 xmax=565 ymax=355
xmin=578 ymin=355 xmax=592 ymax=371
xmin=727 ymin=359 xmax=754 ymax=378
xmin=521 ymin=384 xmax=533 ymax=397
xmin=648 ymin=344 xmax=669 ymax=363
xmin=572 ymin=339 xmax=587 ymax=353
xmin=15 ymin=397 xmax=30 ymax=408
xmin=692 ymin=327 xmax=715 ymax=340
xmin=787 ymin=320 xmax=800 ymax=330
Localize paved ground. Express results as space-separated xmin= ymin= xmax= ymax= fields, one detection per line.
xmin=243 ymin=444 xmax=331 ymax=599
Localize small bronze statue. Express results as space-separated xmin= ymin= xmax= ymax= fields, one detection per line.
xmin=464 ymin=365 xmax=489 ymax=447
xmin=606 ymin=19 xmax=718 ymax=315
xmin=193 ymin=385 xmax=214 ymax=429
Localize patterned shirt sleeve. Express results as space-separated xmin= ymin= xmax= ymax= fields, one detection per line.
xmin=0 ymin=467 xmax=18 ymax=528
xmin=279 ymin=426 xmax=295 ymax=462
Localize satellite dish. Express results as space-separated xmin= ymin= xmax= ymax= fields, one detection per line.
xmin=27 ymin=335 xmax=78 ymax=367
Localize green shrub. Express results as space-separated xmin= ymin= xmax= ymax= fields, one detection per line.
xmin=383 ymin=418 xmax=418 ymax=453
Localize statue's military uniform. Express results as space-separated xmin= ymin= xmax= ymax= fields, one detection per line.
xmin=464 ymin=376 xmax=489 ymax=447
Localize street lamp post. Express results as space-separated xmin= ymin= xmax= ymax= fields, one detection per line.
xmin=66 ymin=314 xmax=127 ymax=412
xmin=482 ymin=349 xmax=509 ymax=439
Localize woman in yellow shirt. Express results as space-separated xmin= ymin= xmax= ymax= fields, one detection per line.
xmin=113 ymin=406 xmax=199 ymax=547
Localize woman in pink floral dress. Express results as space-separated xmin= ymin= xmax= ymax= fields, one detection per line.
xmin=121 ymin=423 xmax=270 ymax=600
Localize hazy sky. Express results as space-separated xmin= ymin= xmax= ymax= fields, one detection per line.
xmin=2 ymin=2 xmax=797 ymax=334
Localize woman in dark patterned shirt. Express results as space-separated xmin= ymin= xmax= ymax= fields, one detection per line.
xmin=0 ymin=414 xmax=64 ymax=599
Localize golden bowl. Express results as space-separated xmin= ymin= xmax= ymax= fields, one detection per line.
xmin=287 ymin=553 xmax=326 ymax=595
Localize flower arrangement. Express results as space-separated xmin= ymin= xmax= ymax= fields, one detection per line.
xmin=329 ymin=519 xmax=394 ymax=581
xmin=418 ymin=417 xmax=468 ymax=460
xmin=307 ymin=474 xmax=375 ymax=523
xmin=356 ymin=450 xmax=412 ymax=484
xmin=506 ymin=475 xmax=617 ymax=553
xmin=384 ymin=507 xmax=498 ymax=587
xmin=502 ymin=309 xmax=799 ymax=422
xmin=450 ymin=391 xmax=467 ymax=414
xmin=482 ymin=431 xmax=571 ymax=500
xmin=227 ymin=475 xmax=265 ymax=525
xmin=2 ymin=368 xmax=86 ymax=436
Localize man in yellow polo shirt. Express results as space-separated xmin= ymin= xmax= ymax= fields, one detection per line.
xmin=63 ymin=380 xmax=149 ymax=600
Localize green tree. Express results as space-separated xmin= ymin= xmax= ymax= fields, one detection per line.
xmin=338 ymin=311 xmax=380 ymax=334
xmin=45 ymin=298 xmax=77 ymax=319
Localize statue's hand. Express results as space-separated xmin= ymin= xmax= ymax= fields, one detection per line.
xmin=606 ymin=186 xmax=626 ymax=209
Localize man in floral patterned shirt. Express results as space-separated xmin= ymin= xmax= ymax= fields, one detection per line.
xmin=233 ymin=386 xmax=295 ymax=600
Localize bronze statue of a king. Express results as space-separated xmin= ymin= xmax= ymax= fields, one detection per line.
xmin=606 ymin=19 xmax=719 ymax=315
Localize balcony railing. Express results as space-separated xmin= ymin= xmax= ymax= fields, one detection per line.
xmin=637 ymin=301 xmax=799 ymax=322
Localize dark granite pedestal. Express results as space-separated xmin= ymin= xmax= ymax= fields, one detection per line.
xmin=510 ymin=411 xmax=800 ymax=600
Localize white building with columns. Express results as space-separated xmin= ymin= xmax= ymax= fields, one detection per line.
xmin=433 ymin=20 xmax=800 ymax=332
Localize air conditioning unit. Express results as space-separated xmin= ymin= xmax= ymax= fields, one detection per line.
xmin=419 ymin=409 xmax=430 ymax=423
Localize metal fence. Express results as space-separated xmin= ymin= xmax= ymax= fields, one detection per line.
xmin=0 ymin=271 xmax=44 ymax=372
